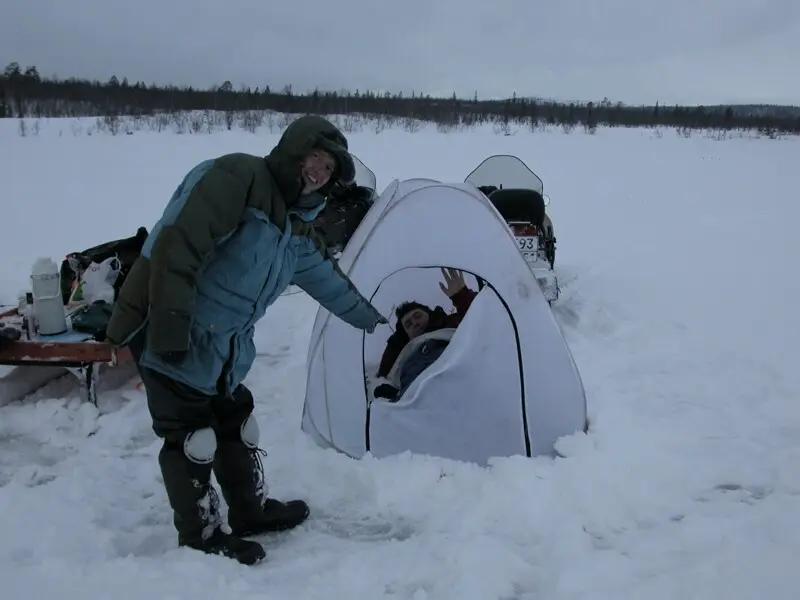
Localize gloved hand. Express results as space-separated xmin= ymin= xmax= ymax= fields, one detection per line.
xmin=366 ymin=314 xmax=389 ymax=334
xmin=374 ymin=383 xmax=399 ymax=401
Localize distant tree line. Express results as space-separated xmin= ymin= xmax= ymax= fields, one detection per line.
xmin=2 ymin=61 xmax=798 ymax=137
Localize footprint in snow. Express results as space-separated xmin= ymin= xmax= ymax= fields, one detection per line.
xmin=306 ymin=510 xmax=417 ymax=542
xmin=699 ymin=482 xmax=773 ymax=504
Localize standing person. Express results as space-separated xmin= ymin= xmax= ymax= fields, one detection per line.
xmin=106 ymin=115 xmax=387 ymax=565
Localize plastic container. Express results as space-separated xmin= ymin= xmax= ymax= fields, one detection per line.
xmin=30 ymin=257 xmax=67 ymax=336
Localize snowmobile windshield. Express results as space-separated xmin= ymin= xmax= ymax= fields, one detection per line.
xmin=464 ymin=155 xmax=544 ymax=195
xmin=351 ymin=153 xmax=377 ymax=193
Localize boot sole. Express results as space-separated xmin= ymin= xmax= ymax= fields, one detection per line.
xmin=179 ymin=541 xmax=267 ymax=565
xmin=237 ymin=546 xmax=267 ymax=565
xmin=232 ymin=508 xmax=311 ymax=537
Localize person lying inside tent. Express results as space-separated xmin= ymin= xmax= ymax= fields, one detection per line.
xmin=372 ymin=268 xmax=477 ymax=402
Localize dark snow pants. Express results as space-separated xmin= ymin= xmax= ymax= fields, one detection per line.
xmin=127 ymin=328 xmax=268 ymax=545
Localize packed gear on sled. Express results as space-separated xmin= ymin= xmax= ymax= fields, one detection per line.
xmin=60 ymin=227 xmax=149 ymax=305
xmin=54 ymin=227 xmax=150 ymax=342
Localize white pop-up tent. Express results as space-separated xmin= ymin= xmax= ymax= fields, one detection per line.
xmin=301 ymin=178 xmax=587 ymax=465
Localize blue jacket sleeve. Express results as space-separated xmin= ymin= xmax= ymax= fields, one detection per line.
xmin=292 ymin=235 xmax=387 ymax=332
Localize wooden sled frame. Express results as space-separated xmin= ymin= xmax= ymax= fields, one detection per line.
xmin=0 ymin=306 xmax=133 ymax=405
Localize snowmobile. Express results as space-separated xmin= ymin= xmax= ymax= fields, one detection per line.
xmin=312 ymin=152 xmax=560 ymax=303
xmin=313 ymin=154 xmax=378 ymax=256
xmin=464 ymin=155 xmax=559 ymax=303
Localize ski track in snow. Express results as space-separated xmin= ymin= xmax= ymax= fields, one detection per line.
xmin=0 ymin=118 xmax=799 ymax=600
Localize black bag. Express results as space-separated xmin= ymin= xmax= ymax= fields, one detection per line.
xmin=69 ymin=301 xmax=114 ymax=341
xmin=60 ymin=227 xmax=149 ymax=304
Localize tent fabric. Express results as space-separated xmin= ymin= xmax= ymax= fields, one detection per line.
xmin=301 ymin=178 xmax=587 ymax=465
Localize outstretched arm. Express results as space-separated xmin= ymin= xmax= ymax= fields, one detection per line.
xmin=148 ymin=164 xmax=251 ymax=354
xmin=292 ymin=232 xmax=386 ymax=332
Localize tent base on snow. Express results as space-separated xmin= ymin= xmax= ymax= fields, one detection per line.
xmin=301 ymin=177 xmax=588 ymax=466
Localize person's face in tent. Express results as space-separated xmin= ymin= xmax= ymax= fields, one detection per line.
xmin=400 ymin=308 xmax=430 ymax=339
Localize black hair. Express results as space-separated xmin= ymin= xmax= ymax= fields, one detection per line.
xmin=395 ymin=301 xmax=430 ymax=323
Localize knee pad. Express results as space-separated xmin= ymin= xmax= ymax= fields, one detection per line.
xmin=240 ymin=414 xmax=260 ymax=449
xmin=183 ymin=427 xmax=217 ymax=464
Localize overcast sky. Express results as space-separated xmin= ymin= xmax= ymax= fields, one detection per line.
xmin=2 ymin=0 xmax=798 ymax=106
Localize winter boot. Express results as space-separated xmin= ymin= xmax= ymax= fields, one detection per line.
xmin=213 ymin=436 xmax=310 ymax=537
xmin=159 ymin=430 xmax=266 ymax=565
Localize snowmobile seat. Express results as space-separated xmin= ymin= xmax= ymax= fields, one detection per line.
xmin=487 ymin=188 xmax=546 ymax=230
xmin=476 ymin=185 xmax=498 ymax=197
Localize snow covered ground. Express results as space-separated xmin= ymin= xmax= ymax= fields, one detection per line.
xmin=1 ymin=115 xmax=799 ymax=599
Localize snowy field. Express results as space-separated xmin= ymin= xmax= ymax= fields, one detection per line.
xmin=1 ymin=115 xmax=799 ymax=599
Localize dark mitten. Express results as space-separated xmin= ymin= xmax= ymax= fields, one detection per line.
xmin=0 ymin=326 xmax=21 ymax=348
xmin=374 ymin=383 xmax=399 ymax=401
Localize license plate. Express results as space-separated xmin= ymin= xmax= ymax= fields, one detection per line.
xmin=516 ymin=236 xmax=539 ymax=262
xmin=516 ymin=236 xmax=538 ymax=250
